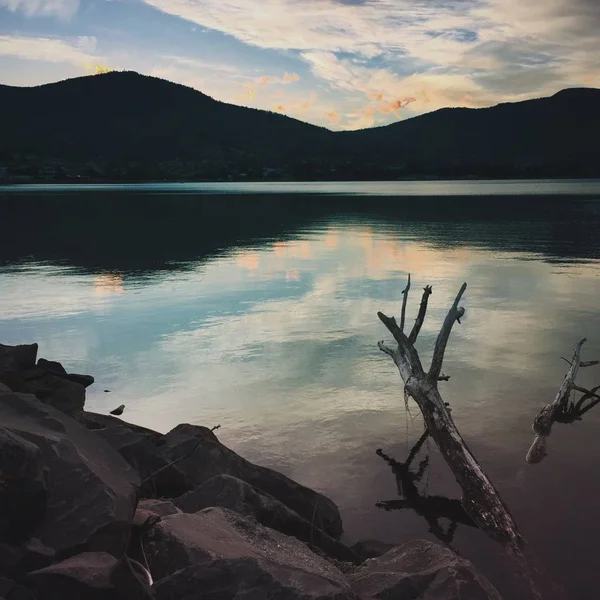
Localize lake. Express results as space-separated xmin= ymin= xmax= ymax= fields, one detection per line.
xmin=2 ymin=180 xmax=600 ymax=598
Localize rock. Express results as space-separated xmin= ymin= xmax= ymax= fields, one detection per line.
xmin=0 ymin=427 xmax=47 ymax=544
xmin=0 ymin=539 xmax=55 ymax=579
xmin=174 ymin=475 xmax=360 ymax=564
xmin=26 ymin=552 xmax=117 ymax=600
xmin=36 ymin=359 xmax=67 ymax=376
xmin=142 ymin=506 xmax=348 ymax=585
xmin=153 ymin=557 xmax=356 ymax=600
xmin=163 ymin=424 xmax=343 ymax=538
xmin=0 ymin=383 xmax=11 ymax=393
xmin=17 ymin=369 xmax=86 ymax=414
xmin=0 ymin=393 xmax=139 ymax=558
xmin=0 ymin=577 xmax=34 ymax=600
xmin=37 ymin=359 xmax=95 ymax=389
xmin=350 ymin=540 xmax=398 ymax=560
xmin=110 ymin=557 xmax=154 ymax=600
xmin=0 ymin=344 xmax=38 ymax=372
xmin=73 ymin=413 xmax=192 ymax=498
xmin=349 ymin=539 xmax=502 ymax=600
xmin=138 ymin=500 xmax=181 ymax=518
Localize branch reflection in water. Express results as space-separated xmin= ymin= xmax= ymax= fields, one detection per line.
xmin=376 ymin=429 xmax=478 ymax=546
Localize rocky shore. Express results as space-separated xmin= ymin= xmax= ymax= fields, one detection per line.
xmin=0 ymin=342 xmax=502 ymax=599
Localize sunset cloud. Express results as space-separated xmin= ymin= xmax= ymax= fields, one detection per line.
xmin=0 ymin=34 xmax=99 ymax=65
xmin=140 ymin=0 xmax=599 ymax=127
xmin=0 ymin=0 xmax=79 ymax=20
xmin=283 ymin=72 xmax=300 ymax=83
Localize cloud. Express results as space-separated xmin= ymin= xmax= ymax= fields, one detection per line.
xmin=325 ymin=110 xmax=341 ymax=123
xmin=140 ymin=0 xmax=600 ymax=128
xmin=85 ymin=63 xmax=113 ymax=75
xmin=0 ymin=0 xmax=79 ymax=19
xmin=283 ymin=72 xmax=300 ymax=83
xmin=0 ymin=35 xmax=99 ymax=65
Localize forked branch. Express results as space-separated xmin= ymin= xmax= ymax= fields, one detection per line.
xmin=378 ymin=275 xmax=523 ymax=553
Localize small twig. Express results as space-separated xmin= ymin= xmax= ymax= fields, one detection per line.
xmin=210 ymin=424 xmax=221 ymax=432
xmin=438 ymin=373 xmax=451 ymax=382
xmin=560 ymin=357 xmax=573 ymax=367
xmin=428 ymin=283 xmax=467 ymax=382
xmin=408 ymin=286 xmax=433 ymax=345
xmin=141 ymin=440 xmax=201 ymax=485
xmin=378 ymin=341 xmax=396 ymax=358
xmin=399 ymin=274 xmax=411 ymax=333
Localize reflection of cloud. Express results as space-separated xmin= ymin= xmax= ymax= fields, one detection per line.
xmin=285 ymin=269 xmax=300 ymax=282
xmin=236 ymin=252 xmax=260 ymax=271
xmin=93 ymin=274 xmax=124 ymax=296
xmin=283 ymin=72 xmax=300 ymax=83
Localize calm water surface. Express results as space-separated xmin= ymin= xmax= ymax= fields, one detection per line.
xmin=2 ymin=180 xmax=600 ymax=598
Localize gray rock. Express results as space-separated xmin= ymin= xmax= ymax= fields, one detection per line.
xmin=350 ymin=540 xmax=398 ymax=560
xmin=0 ymin=539 xmax=54 ymax=579
xmin=0 ymin=383 xmax=11 ymax=393
xmin=0 ymin=344 xmax=38 ymax=372
xmin=174 ymin=475 xmax=360 ymax=564
xmin=37 ymin=358 xmax=95 ymax=388
xmin=163 ymin=424 xmax=343 ymax=538
xmin=349 ymin=539 xmax=502 ymax=600
xmin=0 ymin=427 xmax=47 ymax=544
xmin=75 ymin=413 xmax=192 ymax=499
xmin=17 ymin=369 xmax=86 ymax=414
xmin=142 ymin=506 xmax=349 ymax=586
xmin=0 ymin=393 xmax=139 ymax=557
xmin=0 ymin=577 xmax=35 ymax=600
xmin=27 ymin=552 xmax=118 ymax=600
xmin=153 ymin=557 xmax=356 ymax=600
xmin=138 ymin=500 xmax=181 ymax=517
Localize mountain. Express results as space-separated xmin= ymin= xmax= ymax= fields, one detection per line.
xmin=1 ymin=71 xmax=599 ymax=180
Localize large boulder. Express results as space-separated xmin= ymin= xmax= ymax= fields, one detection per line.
xmin=153 ymin=557 xmax=356 ymax=600
xmin=15 ymin=370 xmax=86 ymax=414
xmin=37 ymin=358 xmax=95 ymax=388
xmin=0 ymin=344 xmax=38 ymax=372
xmin=75 ymin=412 xmax=193 ymax=499
xmin=162 ymin=425 xmax=343 ymax=538
xmin=0 ymin=393 xmax=140 ymax=558
xmin=349 ymin=539 xmax=502 ymax=600
xmin=142 ymin=506 xmax=349 ymax=586
xmin=0 ymin=428 xmax=47 ymax=544
xmin=350 ymin=540 xmax=398 ymax=560
xmin=138 ymin=500 xmax=181 ymax=518
xmin=0 ymin=349 xmax=92 ymax=414
xmin=0 ymin=539 xmax=54 ymax=579
xmin=174 ymin=475 xmax=360 ymax=564
xmin=26 ymin=552 xmax=154 ymax=600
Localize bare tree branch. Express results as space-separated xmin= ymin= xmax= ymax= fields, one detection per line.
xmin=438 ymin=373 xmax=451 ymax=382
xmin=526 ymin=339 xmax=587 ymax=464
xmin=378 ymin=341 xmax=396 ymax=359
xmin=378 ymin=279 xmax=523 ymax=553
xmin=427 ymin=283 xmax=467 ymax=383
xmin=399 ymin=274 xmax=411 ymax=333
xmin=408 ymin=286 xmax=433 ymax=344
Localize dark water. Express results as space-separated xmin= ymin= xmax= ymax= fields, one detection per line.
xmin=2 ymin=180 xmax=600 ymax=598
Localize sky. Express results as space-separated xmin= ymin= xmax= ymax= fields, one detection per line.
xmin=0 ymin=0 xmax=598 ymax=130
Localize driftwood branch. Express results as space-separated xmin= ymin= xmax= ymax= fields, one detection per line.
xmin=378 ymin=277 xmax=523 ymax=553
xmin=428 ymin=283 xmax=467 ymax=383
xmin=408 ymin=285 xmax=432 ymax=344
xmin=399 ymin=274 xmax=411 ymax=332
xmin=526 ymin=339 xmax=593 ymax=464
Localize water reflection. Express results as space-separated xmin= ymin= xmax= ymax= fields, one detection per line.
xmin=375 ymin=431 xmax=478 ymax=546
xmin=2 ymin=187 xmax=600 ymax=599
